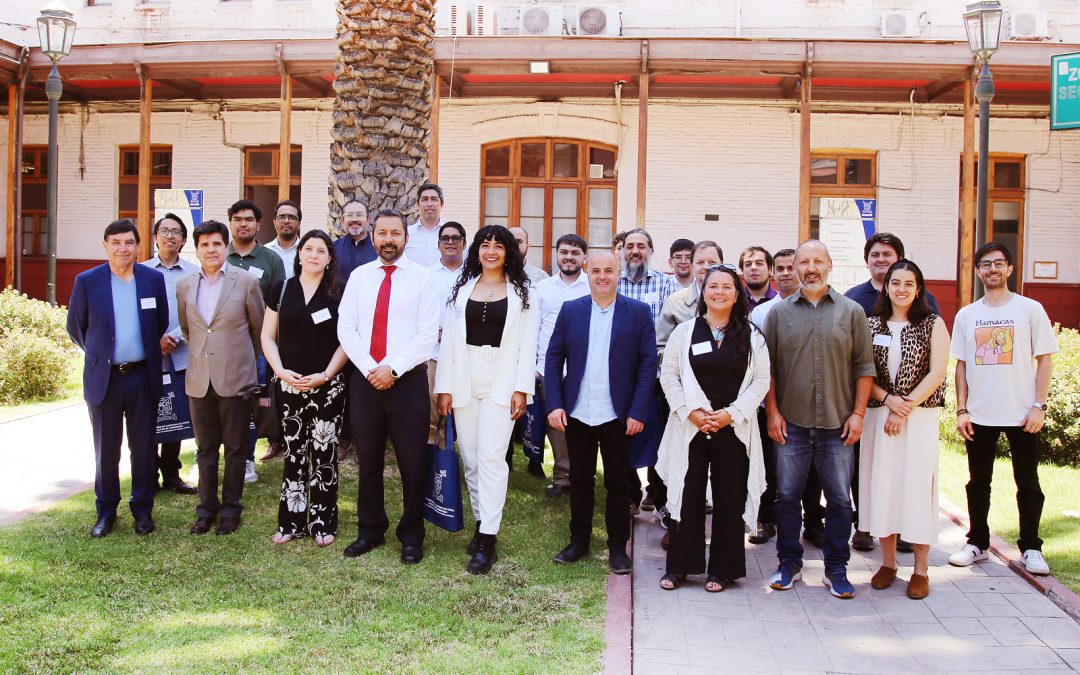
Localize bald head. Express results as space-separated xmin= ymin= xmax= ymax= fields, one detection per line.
xmin=586 ymin=249 xmax=619 ymax=304
xmin=509 ymin=226 xmax=529 ymax=259
xmin=796 ymin=239 xmax=831 ymax=262
xmin=795 ymin=238 xmax=832 ymax=298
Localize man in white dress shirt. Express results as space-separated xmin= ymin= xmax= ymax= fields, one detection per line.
xmin=426 ymin=221 xmax=467 ymax=445
xmin=403 ymin=183 xmax=446 ymax=267
xmin=265 ymin=199 xmax=301 ymax=279
xmin=534 ymin=234 xmax=590 ymax=497
xmin=338 ymin=209 xmax=439 ymax=564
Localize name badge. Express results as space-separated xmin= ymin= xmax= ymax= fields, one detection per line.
xmin=140 ymin=297 xmax=157 ymax=310
xmin=162 ymin=373 xmax=172 ymax=385
xmin=247 ymin=267 xmax=264 ymax=279
xmin=311 ymin=308 xmax=332 ymax=324
xmin=873 ymin=334 xmax=891 ymax=347
xmin=691 ymin=341 xmax=712 ymax=356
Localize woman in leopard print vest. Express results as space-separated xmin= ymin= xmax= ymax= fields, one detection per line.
xmin=858 ymin=259 xmax=950 ymax=600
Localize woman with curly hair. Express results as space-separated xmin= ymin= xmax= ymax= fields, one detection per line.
xmin=261 ymin=229 xmax=350 ymax=547
xmin=435 ymin=224 xmax=540 ymax=574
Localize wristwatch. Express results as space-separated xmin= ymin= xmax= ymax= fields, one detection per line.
xmin=1033 ymin=402 xmax=1047 ymax=412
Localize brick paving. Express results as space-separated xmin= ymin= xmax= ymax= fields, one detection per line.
xmin=631 ymin=510 xmax=1080 ymax=674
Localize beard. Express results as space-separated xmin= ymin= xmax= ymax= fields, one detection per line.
xmin=378 ymin=242 xmax=403 ymax=263
xmin=745 ymin=278 xmax=769 ymax=292
xmin=625 ymin=261 xmax=646 ymax=282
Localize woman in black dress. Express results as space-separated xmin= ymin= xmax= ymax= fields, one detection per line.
xmin=262 ymin=229 xmax=349 ymax=547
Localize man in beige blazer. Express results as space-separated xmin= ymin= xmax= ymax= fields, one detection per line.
xmin=177 ymin=220 xmax=265 ymax=536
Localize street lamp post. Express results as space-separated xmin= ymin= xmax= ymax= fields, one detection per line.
xmin=963 ymin=1 xmax=1003 ymax=298
xmin=36 ymin=1 xmax=76 ymax=306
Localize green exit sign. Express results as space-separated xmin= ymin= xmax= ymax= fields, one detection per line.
xmin=1051 ymin=52 xmax=1080 ymax=131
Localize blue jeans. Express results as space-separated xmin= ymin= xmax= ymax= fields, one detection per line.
xmin=774 ymin=423 xmax=853 ymax=575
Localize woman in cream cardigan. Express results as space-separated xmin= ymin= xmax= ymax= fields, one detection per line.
xmin=656 ymin=264 xmax=770 ymax=592
xmin=435 ymin=225 xmax=540 ymax=575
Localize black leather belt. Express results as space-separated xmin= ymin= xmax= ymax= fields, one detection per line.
xmin=112 ymin=361 xmax=146 ymax=374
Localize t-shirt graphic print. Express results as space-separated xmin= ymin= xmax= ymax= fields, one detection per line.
xmin=974 ymin=322 xmax=1014 ymax=365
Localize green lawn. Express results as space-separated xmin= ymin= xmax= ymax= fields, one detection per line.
xmin=0 ymin=444 xmax=609 ymax=672
xmin=939 ymin=440 xmax=1080 ymax=593
xmin=0 ymin=358 xmax=82 ymax=423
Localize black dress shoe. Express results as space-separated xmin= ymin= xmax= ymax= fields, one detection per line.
xmin=609 ymin=546 xmax=632 ymax=575
xmin=90 ymin=515 xmax=116 ymax=538
xmin=748 ymin=522 xmax=777 ymax=545
xmin=133 ymin=514 xmax=155 ymax=535
xmin=190 ymin=517 xmax=214 ymax=534
xmin=896 ymin=537 xmax=915 ymax=553
xmin=554 ymin=541 xmax=590 ymax=564
xmin=803 ymin=526 xmax=825 ymax=549
xmin=401 ymin=544 xmax=424 ymax=564
xmin=343 ymin=536 xmax=385 ymax=558
xmin=466 ymin=521 xmax=482 ymax=556
xmin=527 ymin=461 xmax=547 ymax=480
xmin=467 ymin=534 xmax=497 ymax=575
xmin=216 ymin=517 xmax=240 ymax=535
xmin=162 ymin=477 xmax=198 ymax=495
xmin=545 ymin=484 xmax=569 ymax=498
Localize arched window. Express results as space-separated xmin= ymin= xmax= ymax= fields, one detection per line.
xmin=480 ymin=138 xmax=617 ymax=270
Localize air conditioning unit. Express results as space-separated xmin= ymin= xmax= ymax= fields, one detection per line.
xmin=572 ymin=5 xmax=621 ymax=37
xmin=438 ymin=2 xmax=468 ymax=36
xmin=519 ymin=5 xmax=564 ymax=36
xmin=1009 ymin=11 xmax=1049 ymax=40
xmin=474 ymin=3 xmax=497 ymax=36
xmin=880 ymin=10 xmax=920 ymax=38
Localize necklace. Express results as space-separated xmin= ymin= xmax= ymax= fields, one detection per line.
xmin=705 ymin=318 xmax=728 ymax=342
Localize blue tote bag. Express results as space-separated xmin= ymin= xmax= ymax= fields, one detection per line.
xmin=155 ymin=363 xmax=195 ymax=443
xmin=424 ymin=414 xmax=465 ymax=532
xmin=521 ymin=376 xmax=547 ymax=464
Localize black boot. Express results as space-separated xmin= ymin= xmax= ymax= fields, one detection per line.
xmin=466 ymin=521 xmax=482 ymax=555
xmin=467 ymin=533 xmax=498 ymax=575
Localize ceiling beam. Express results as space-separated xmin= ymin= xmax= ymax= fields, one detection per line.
xmin=158 ymin=78 xmax=204 ymax=99
xmin=294 ymin=75 xmax=332 ymax=97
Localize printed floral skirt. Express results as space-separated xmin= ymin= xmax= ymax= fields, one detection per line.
xmin=276 ymin=374 xmax=346 ymax=537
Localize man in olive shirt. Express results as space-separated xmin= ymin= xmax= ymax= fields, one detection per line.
xmin=762 ymin=240 xmax=875 ymax=599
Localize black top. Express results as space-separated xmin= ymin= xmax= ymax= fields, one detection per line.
xmin=267 ymin=278 xmax=340 ymax=375
xmin=465 ymin=297 xmax=508 ymax=347
xmin=688 ymin=317 xmax=746 ymax=411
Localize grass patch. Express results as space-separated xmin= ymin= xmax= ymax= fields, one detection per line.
xmin=0 ymin=358 xmax=81 ymax=423
xmin=939 ymin=440 xmax=1080 ymax=593
xmin=0 ymin=444 xmax=609 ymax=671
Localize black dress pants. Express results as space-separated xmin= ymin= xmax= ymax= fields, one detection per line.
xmin=566 ymin=417 xmax=632 ymax=548
xmin=350 ymin=367 xmax=429 ymax=546
xmin=757 ymin=407 xmax=776 ymax=525
xmin=965 ymin=423 xmax=1044 ymax=552
xmin=666 ymin=428 xmax=749 ymax=579
xmin=190 ymin=383 xmax=250 ymax=519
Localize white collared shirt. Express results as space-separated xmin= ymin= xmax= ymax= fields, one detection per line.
xmin=428 ymin=260 xmax=464 ymax=359
xmin=143 ymin=253 xmax=199 ymax=371
xmin=534 ymin=272 xmax=591 ymax=374
xmin=403 ymin=219 xmax=445 ymax=268
xmin=266 ymin=238 xmax=299 ymax=279
xmin=337 ymin=255 xmax=439 ymax=377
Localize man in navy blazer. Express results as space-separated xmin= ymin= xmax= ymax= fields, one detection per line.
xmin=67 ymin=219 xmax=170 ymax=538
xmin=544 ymin=249 xmax=657 ymax=574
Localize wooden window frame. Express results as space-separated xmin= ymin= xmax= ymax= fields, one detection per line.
xmin=808 ymin=149 xmax=877 ymax=239
xmin=118 ymin=144 xmax=173 ymax=223
xmin=480 ymin=138 xmax=617 ymax=269
xmin=243 ymin=145 xmax=302 ymax=186
xmin=959 ymin=153 xmax=1026 ymax=292
xmin=19 ymin=145 xmax=49 ymax=257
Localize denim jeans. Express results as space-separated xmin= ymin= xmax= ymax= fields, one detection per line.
xmin=774 ymin=423 xmax=854 ymax=575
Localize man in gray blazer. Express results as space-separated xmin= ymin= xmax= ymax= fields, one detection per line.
xmin=177 ymin=220 xmax=265 ymax=536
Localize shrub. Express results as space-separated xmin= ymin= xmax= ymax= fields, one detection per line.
xmin=0 ymin=329 xmax=73 ymax=404
xmin=0 ymin=287 xmax=71 ymax=350
xmin=940 ymin=325 xmax=1080 ymax=467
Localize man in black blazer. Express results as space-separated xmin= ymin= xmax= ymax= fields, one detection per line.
xmin=67 ymin=219 xmax=170 ymax=538
xmin=544 ymin=249 xmax=657 ymax=574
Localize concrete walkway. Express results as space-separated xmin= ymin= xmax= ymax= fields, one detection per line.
xmin=0 ymin=402 xmax=116 ymax=525
xmin=632 ymin=510 xmax=1080 ymax=674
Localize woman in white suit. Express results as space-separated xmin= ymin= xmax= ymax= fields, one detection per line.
xmin=435 ymin=225 xmax=540 ymax=575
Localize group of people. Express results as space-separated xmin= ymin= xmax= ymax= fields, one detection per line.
xmin=67 ymin=180 xmax=1059 ymax=598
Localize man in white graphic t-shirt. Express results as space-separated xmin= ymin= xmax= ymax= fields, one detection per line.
xmin=948 ymin=242 xmax=1058 ymax=577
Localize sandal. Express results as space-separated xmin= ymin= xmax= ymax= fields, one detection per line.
xmin=271 ymin=532 xmax=293 ymax=545
xmin=314 ymin=533 xmax=336 ymax=547
xmin=659 ymin=573 xmax=685 ymax=591
xmin=705 ymin=576 xmax=732 ymax=593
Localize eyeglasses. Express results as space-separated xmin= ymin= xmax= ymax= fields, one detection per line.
xmin=157 ymin=228 xmax=183 ymax=238
xmin=671 ymin=254 xmax=692 ymax=263
xmin=977 ymin=259 xmax=1009 ymax=271
xmin=439 ymin=235 xmax=464 ymax=244
xmin=274 ymin=214 xmax=299 ymax=223
xmin=707 ymin=263 xmax=738 ymax=272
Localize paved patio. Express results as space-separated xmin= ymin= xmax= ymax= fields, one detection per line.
xmin=631 ymin=509 xmax=1080 ymax=674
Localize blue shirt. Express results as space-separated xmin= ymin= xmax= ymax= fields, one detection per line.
xmin=570 ymin=299 xmax=618 ymax=426
xmin=844 ymin=279 xmax=940 ymax=318
xmin=143 ymin=254 xmax=198 ymax=371
xmin=111 ymin=273 xmax=146 ymax=363
xmin=335 ymin=235 xmax=378 ymax=282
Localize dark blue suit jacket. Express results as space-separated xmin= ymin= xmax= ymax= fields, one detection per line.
xmin=544 ymin=294 xmax=657 ymax=423
xmin=67 ymin=263 xmax=170 ymax=406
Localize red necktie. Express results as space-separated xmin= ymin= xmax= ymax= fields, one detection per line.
xmin=369 ymin=265 xmax=396 ymax=363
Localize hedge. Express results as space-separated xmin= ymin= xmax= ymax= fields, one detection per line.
xmin=0 ymin=289 xmax=78 ymax=404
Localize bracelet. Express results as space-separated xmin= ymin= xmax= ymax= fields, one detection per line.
xmin=883 ymin=393 xmax=890 ymax=404
xmin=851 ymin=411 xmax=864 ymax=419
xmin=957 ymin=408 xmax=969 ymax=416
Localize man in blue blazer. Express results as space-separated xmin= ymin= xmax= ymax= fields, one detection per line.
xmin=544 ymin=249 xmax=657 ymax=574
xmin=67 ymin=219 xmax=170 ymax=538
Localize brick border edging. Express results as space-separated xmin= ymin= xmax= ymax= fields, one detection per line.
xmin=602 ymin=524 xmax=633 ymax=673
xmin=939 ymin=496 xmax=1080 ymax=623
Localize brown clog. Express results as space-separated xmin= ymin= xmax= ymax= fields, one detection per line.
xmin=907 ymin=573 xmax=930 ymax=599
xmin=871 ymin=566 xmax=898 ymax=590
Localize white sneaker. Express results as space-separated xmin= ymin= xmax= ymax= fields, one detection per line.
xmin=949 ymin=544 xmax=987 ymax=567
xmin=187 ymin=466 xmax=200 ymax=484
xmin=1023 ymin=549 xmax=1051 ymax=576
xmin=244 ymin=460 xmax=258 ymax=484
xmin=655 ymin=506 xmax=672 ymax=530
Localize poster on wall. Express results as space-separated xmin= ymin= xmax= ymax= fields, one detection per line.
xmin=154 ymin=189 xmax=204 ymax=263
xmin=818 ymin=197 xmax=876 ymax=293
